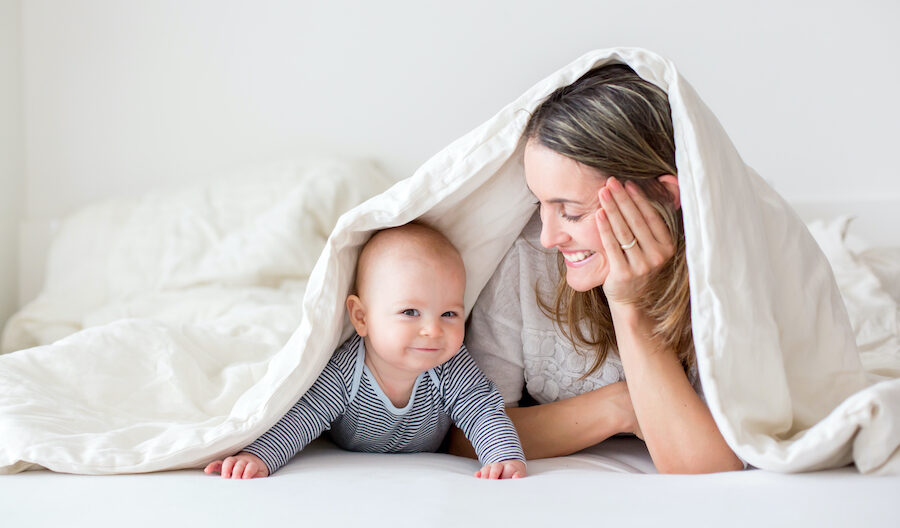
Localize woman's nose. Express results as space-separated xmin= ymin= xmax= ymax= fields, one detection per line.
xmin=540 ymin=217 xmax=566 ymax=249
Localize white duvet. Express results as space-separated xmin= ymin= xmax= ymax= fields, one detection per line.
xmin=2 ymin=48 xmax=898 ymax=475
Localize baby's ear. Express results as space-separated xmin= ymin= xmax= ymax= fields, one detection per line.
xmin=346 ymin=295 xmax=368 ymax=336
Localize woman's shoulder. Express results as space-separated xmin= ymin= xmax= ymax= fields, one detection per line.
xmin=472 ymin=212 xmax=557 ymax=325
xmin=489 ymin=212 xmax=558 ymax=294
xmin=511 ymin=210 xmax=547 ymax=260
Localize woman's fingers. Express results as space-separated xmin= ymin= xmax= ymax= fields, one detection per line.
xmin=604 ymin=177 xmax=656 ymax=249
xmin=598 ymin=184 xmax=636 ymax=249
xmin=624 ymin=180 xmax=673 ymax=249
xmin=596 ymin=209 xmax=629 ymax=270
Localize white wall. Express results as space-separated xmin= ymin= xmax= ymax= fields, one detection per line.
xmin=15 ymin=0 xmax=900 ymax=304
xmin=0 ymin=0 xmax=23 ymax=326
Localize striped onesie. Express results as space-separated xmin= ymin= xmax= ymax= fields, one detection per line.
xmin=244 ymin=334 xmax=525 ymax=474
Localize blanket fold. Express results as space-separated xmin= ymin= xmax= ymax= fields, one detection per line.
xmin=1 ymin=48 xmax=898 ymax=475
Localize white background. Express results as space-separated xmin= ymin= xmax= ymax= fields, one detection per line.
xmin=1 ymin=0 xmax=899 ymax=326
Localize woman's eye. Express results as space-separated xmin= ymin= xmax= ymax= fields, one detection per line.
xmin=442 ymin=311 xmax=458 ymax=318
xmin=560 ymin=210 xmax=585 ymax=222
xmin=536 ymin=199 xmax=583 ymax=222
xmin=401 ymin=309 xmax=419 ymax=317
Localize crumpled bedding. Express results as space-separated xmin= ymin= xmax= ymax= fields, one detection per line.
xmin=0 ymin=158 xmax=394 ymax=473
xmin=1 ymin=48 xmax=898 ymax=475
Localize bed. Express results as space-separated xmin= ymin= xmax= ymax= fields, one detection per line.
xmin=6 ymin=436 xmax=900 ymax=527
xmin=3 ymin=190 xmax=899 ymax=527
xmin=2 ymin=48 xmax=900 ymax=525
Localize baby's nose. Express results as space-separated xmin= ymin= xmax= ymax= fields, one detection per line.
xmin=419 ymin=319 xmax=443 ymax=336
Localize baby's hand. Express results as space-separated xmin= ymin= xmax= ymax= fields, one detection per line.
xmin=204 ymin=452 xmax=270 ymax=479
xmin=474 ymin=459 xmax=526 ymax=479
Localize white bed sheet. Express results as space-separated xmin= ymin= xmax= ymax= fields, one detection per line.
xmin=5 ymin=437 xmax=899 ymax=527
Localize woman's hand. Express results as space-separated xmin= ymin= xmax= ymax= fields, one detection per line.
xmin=204 ymin=452 xmax=270 ymax=479
xmin=595 ymin=177 xmax=675 ymax=304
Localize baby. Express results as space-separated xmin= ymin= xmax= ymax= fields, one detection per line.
xmin=205 ymin=223 xmax=526 ymax=479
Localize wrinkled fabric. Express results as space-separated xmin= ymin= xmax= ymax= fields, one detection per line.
xmin=1 ymin=49 xmax=898 ymax=474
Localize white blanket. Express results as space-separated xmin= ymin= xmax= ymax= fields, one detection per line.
xmin=2 ymin=48 xmax=898 ymax=475
xmin=0 ymin=159 xmax=394 ymax=473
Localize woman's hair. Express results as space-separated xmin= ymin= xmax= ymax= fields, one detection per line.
xmin=523 ymin=63 xmax=694 ymax=375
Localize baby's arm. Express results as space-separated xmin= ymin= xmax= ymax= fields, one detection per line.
xmin=445 ymin=346 xmax=527 ymax=479
xmin=204 ymin=354 xmax=350 ymax=478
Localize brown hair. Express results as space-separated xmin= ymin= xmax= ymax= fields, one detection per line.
xmin=524 ymin=63 xmax=694 ymax=375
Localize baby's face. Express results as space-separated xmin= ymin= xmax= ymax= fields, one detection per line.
xmin=359 ymin=248 xmax=466 ymax=377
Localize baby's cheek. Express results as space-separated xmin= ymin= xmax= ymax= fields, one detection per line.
xmin=448 ymin=331 xmax=466 ymax=356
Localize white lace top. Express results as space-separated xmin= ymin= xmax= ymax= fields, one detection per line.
xmin=466 ymin=212 xmax=627 ymax=406
xmin=466 ymin=211 xmax=700 ymax=407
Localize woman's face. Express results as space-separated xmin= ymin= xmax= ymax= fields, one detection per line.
xmin=524 ymin=139 xmax=610 ymax=292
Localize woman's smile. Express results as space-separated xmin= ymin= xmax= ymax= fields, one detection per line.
xmin=561 ymin=249 xmax=596 ymax=266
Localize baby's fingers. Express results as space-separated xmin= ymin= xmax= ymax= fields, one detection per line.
xmin=204 ymin=460 xmax=223 ymax=475
xmin=230 ymin=459 xmax=248 ymax=479
xmin=501 ymin=461 xmax=527 ymax=479
xmin=475 ymin=462 xmax=501 ymax=479
xmin=220 ymin=457 xmax=237 ymax=478
xmin=241 ymin=462 xmax=261 ymax=479
xmin=475 ymin=463 xmax=492 ymax=479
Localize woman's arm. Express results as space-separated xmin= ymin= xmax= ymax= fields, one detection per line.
xmin=448 ymin=380 xmax=638 ymax=460
xmin=597 ymin=178 xmax=742 ymax=473
xmin=611 ymin=304 xmax=743 ymax=473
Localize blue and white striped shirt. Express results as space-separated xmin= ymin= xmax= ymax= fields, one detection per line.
xmin=244 ymin=334 xmax=524 ymax=474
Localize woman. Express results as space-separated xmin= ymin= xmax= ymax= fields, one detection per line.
xmin=450 ymin=64 xmax=743 ymax=473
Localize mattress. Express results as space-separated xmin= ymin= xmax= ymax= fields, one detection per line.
xmin=3 ymin=49 xmax=899 ymax=523
xmin=5 ymin=437 xmax=899 ymax=527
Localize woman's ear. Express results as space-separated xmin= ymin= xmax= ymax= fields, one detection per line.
xmin=657 ymin=174 xmax=680 ymax=210
xmin=346 ymin=295 xmax=368 ymax=337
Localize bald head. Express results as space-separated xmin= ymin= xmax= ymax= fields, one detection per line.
xmin=354 ymin=223 xmax=464 ymax=299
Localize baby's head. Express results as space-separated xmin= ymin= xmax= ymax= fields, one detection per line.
xmin=346 ymin=223 xmax=467 ymax=375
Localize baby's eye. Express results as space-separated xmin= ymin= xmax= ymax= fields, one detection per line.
xmin=442 ymin=311 xmax=458 ymax=318
xmin=401 ymin=309 xmax=420 ymax=317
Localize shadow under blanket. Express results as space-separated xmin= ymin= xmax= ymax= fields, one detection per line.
xmin=1 ymin=48 xmax=898 ymax=475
